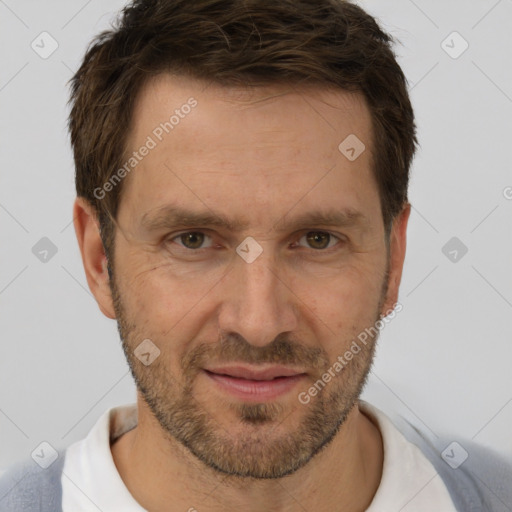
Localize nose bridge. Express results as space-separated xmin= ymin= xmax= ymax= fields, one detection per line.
xmin=219 ymin=242 xmax=298 ymax=346
xmin=240 ymin=249 xmax=279 ymax=305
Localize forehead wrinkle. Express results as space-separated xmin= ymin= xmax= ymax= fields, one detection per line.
xmin=216 ymin=85 xmax=296 ymax=109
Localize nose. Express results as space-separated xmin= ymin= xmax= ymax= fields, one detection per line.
xmin=217 ymin=246 xmax=299 ymax=347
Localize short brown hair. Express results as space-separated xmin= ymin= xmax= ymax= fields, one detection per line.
xmin=68 ymin=0 xmax=417 ymax=259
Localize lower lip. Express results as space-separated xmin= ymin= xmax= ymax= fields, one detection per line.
xmin=204 ymin=370 xmax=307 ymax=402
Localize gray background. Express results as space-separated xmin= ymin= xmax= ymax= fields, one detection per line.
xmin=1 ymin=0 xmax=511 ymax=473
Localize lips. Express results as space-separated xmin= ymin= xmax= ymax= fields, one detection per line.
xmin=203 ymin=365 xmax=306 ymax=381
xmin=203 ymin=365 xmax=307 ymax=401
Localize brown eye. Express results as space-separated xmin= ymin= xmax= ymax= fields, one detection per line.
xmin=178 ymin=232 xmax=206 ymax=249
xmin=300 ymin=231 xmax=339 ymax=250
xmin=306 ymin=232 xmax=330 ymax=249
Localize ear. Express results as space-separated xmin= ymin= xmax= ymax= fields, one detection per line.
xmin=381 ymin=203 xmax=411 ymax=315
xmin=73 ymin=197 xmax=116 ymax=319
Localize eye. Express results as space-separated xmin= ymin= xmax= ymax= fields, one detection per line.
xmin=167 ymin=230 xmax=342 ymax=252
xmin=170 ymin=231 xmax=213 ymax=250
xmin=297 ymin=231 xmax=341 ymax=250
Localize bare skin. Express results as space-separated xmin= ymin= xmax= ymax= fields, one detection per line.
xmin=74 ymin=74 xmax=410 ymax=512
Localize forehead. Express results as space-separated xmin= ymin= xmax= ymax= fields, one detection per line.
xmin=119 ymin=73 xmax=380 ymax=231
xmin=130 ymin=74 xmax=371 ymax=143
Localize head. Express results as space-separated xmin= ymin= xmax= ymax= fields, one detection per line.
xmin=71 ymin=0 xmax=416 ymax=479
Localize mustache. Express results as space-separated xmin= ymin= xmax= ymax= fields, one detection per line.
xmin=181 ymin=332 xmax=330 ymax=374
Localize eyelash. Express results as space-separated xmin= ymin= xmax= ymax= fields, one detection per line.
xmin=165 ymin=230 xmax=345 ymax=253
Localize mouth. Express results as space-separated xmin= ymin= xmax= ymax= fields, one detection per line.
xmin=202 ymin=365 xmax=308 ymax=402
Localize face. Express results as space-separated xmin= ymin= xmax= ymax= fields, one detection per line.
xmin=107 ymin=74 xmax=398 ymax=479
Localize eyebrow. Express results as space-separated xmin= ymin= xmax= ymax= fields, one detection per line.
xmin=140 ymin=205 xmax=369 ymax=234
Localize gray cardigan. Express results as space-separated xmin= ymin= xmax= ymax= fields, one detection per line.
xmin=1 ymin=416 xmax=511 ymax=511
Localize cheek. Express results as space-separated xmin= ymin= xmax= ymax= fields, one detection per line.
xmin=292 ymin=261 xmax=385 ymax=338
xmin=118 ymin=259 xmax=226 ymax=341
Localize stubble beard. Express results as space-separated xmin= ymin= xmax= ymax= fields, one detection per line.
xmin=109 ymin=263 xmax=388 ymax=480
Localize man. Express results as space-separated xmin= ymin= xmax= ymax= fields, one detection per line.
xmin=1 ymin=0 xmax=511 ymax=511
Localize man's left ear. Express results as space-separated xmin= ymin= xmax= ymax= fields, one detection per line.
xmin=381 ymin=202 xmax=411 ymax=315
xmin=73 ymin=197 xmax=116 ymax=319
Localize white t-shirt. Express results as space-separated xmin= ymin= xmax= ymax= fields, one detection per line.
xmin=61 ymin=401 xmax=457 ymax=511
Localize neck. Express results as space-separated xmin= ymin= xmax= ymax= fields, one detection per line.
xmin=111 ymin=399 xmax=383 ymax=512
